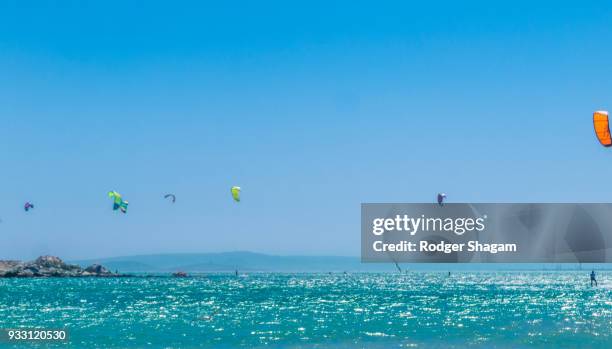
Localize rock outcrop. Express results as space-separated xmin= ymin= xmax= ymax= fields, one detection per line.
xmin=0 ymin=256 xmax=124 ymax=278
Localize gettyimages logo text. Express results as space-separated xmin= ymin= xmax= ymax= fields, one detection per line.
xmin=371 ymin=214 xmax=487 ymax=236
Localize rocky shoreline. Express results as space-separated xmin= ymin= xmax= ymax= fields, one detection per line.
xmin=0 ymin=256 xmax=128 ymax=278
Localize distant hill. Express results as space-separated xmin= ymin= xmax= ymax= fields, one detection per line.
xmin=72 ymin=251 xmax=395 ymax=273
xmin=71 ymin=252 xmax=612 ymax=273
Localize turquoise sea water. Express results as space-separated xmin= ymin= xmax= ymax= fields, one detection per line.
xmin=0 ymin=272 xmax=610 ymax=348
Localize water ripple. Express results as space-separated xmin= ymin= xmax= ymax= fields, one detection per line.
xmin=0 ymin=272 xmax=610 ymax=348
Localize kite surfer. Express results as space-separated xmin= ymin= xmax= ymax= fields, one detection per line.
xmin=590 ymin=270 xmax=598 ymax=287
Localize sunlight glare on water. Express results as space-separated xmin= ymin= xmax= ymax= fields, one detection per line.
xmin=0 ymin=272 xmax=610 ymax=348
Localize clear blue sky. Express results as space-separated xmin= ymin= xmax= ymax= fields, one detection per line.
xmin=1 ymin=0 xmax=612 ymax=260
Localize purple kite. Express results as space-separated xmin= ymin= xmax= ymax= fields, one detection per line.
xmin=437 ymin=193 xmax=446 ymax=206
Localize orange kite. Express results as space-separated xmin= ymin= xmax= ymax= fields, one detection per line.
xmin=593 ymin=111 xmax=612 ymax=147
